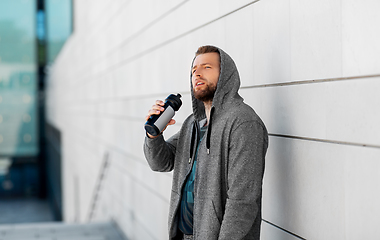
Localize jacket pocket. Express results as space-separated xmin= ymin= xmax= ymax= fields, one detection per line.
xmin=195 ymin=198 xmax=222 ymax=239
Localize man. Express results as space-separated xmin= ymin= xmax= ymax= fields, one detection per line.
xmin=144 ymin=46 xmax=268 ymax=240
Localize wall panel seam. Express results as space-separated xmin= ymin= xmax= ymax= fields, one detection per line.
xmin=88 ymin=0 xmax=261 ymax=75
xmin=77 ymin=0 xmax=189 ymax=78
xmin=54 ymin=114 xmax=380 ymax=149
xmin=240 ymin=74 xmax=380 ymax=89
xmin=270 ymin=133 xmax=380 ymax=149
xmin=86 ymin=0 xmax=258 ymax=74
xmin=64 ymin=121 xmax=173 ymax=182
xmin=262 ymin=219 xmax=307 ymax=240
xmin=57 ymin=74 xmax=379 ymax=106
xmin=64 ymin=122 xmax=150 ymax=165
xmin=111 ymin=160 xmax=170 ymax=203
xmin=83 ymin=1 xmax=132 ymax=42
xmin=64 ymin=126 xmax=171 ymax=205
xmin=63 ymin=0 xmax=261 ymax=93
xmin=98 ymin=165 xmax=169 ymax=205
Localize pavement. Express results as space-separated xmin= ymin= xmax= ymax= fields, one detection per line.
xmin=0 ymin=198 xmax=127 ymax=239
xmin=0 ymin=221 xmax=127 ymax=240
xmin=0 ymin=197 xmax=54 ymax=224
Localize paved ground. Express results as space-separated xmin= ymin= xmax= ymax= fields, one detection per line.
xmin=0 ymin=221 xmax=127 ymax=240
xmin=0 ymin=199 xmax=127 ymax=240
xmin=0 ymin=198 xmax=54 ymax=224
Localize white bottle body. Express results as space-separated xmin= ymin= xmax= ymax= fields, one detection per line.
xmin=154 ymin=105 xmax=175 ymax=133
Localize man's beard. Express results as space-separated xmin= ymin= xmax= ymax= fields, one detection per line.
xmin=193 ymin=84 xmax=217 ymax=102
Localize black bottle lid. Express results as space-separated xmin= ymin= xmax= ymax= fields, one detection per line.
xmin=166 ymin=93 xmax=182 ymax=111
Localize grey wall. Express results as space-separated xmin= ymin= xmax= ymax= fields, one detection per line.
xmin=45 ymin=0 xmax=380 ymax=239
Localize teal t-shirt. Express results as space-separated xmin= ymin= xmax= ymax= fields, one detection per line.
xmin=178 ymin=125 xmax=208 ymax=235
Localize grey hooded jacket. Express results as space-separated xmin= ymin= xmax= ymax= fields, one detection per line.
xmin=144 ymin=47 xmax=268 ymax=240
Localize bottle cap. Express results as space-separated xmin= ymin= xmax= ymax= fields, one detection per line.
xmin=166 ymin=93 xmax=182 ymax=111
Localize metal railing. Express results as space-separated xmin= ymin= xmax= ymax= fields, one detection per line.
xmin=87 ymin=152 xmax=110 ymax=221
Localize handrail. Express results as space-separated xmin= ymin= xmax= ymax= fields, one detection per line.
xmin=87 ymin=151 xmax=110 ymax=221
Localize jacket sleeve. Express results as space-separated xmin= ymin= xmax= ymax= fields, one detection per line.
xmin=218 ymin=120 xmax=268 ymax=240
xmin=143 ymin=132 xmax=180 ymax=172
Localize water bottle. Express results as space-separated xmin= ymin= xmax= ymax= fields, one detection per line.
xmin=144 ymin=93 xmax=182 ymax=136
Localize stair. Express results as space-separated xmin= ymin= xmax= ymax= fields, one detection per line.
xmin=0 ymin=221 xmax=126 ymax=240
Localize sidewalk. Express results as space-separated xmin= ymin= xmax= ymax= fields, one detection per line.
xmin=0 ymin=221 xmax=127 ymax=240
xmin=0 ymin=197 xmax=54 ymax=224
xmin=0 ymin=199 xmax=127 ymax=239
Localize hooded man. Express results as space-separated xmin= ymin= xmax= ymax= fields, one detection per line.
xmin=144 ymin=45 xmax=268 ymax=240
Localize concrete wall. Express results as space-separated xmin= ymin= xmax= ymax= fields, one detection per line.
xmin=45 ymin=0 xmax=380 ymax=239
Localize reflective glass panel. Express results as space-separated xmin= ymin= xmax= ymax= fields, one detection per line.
xmin=45 ymin=0 xmax=72 ymax=64
xmin=0 ymin=0 xmax=38 ymax=156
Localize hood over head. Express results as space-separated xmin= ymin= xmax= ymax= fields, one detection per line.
xmin=190 ymin=46 xmax=243 ymax=120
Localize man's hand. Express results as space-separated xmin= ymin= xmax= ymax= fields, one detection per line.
xmin=145 ymin=100 xmax=176 ymax=139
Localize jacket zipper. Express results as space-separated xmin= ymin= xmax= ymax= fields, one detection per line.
xmin=193 ymin=119 xmax=206 ymax=239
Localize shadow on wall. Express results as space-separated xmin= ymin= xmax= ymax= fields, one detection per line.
xmin=263 ymin=47 xmax=301 ymax=234
xmin=272 ymin=87 xmax=299 ymax=221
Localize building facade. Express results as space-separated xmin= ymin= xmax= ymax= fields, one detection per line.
xmin=45 ymin=0 xmax=380 ymax=239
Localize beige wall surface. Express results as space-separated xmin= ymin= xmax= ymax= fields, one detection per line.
xmin=45 ymin=0 xmax=380 ymax=239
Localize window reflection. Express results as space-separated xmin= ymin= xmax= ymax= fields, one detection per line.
xmin=0 ymin=0 xmax=37 ymax=156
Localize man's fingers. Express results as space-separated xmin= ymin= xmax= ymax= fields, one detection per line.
xmin=148 ymin=109 xmax=161 ymax=116
xmin=151 ymin=105 xmax=165 ymax=112
xmin=147 ymin=101 xmax=165 ymax=120
xmin=168 ymin=119 xmax=176 ymax=125
xmin=155 ymin=100 xmax=165 ymax=106
xmin=146 ymin=100 xmax=174 ymax=133
xmin=161 ymin=119 xmax=176 ymax=132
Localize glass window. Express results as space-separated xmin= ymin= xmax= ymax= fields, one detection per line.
xmin=0 ymin=0 xmax=38 ymax=156
xmin=45 ymin=0 xmax=73 ymax=64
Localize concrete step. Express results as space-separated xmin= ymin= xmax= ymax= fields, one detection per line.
xmin=0 ymin=221 xmax=126 ymax=240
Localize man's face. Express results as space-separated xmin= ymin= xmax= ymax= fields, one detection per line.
xmin=191 ymin=52 xmax=220 ymax=102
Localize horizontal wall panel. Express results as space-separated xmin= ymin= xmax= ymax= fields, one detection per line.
xmin=251 ymin=0 xmax=291 ymax=86
xmin=240 ymin=77 xmax=380 ymax=146
xmin=263 ymin=136 xmax=380 ymax=239
xmin=112 ymin=150 xmax=172 ymax=203
xmin=106 ymin=165 xmax=170 ymax=240
xmin=63 ymin=116 xmax=174 ymax=198
xmin=344 ymin=149 xmax=380 ymax=240
xmin=289 ymin=0 xmax=342 ymax=81
xmin=117 ymin=206 xmax=159 ymax=240
xmin=342 ymin=0 xmax=380 ymax=76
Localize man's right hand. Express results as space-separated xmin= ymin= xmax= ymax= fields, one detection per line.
xmin=145 ymin=100 xmax=176 ymax=139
